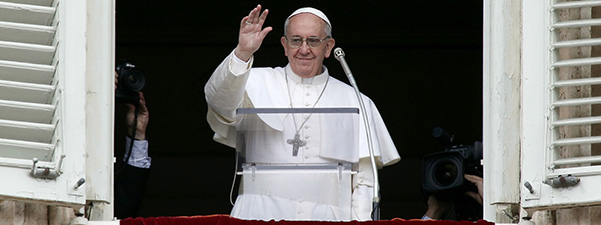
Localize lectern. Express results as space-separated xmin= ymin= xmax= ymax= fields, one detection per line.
xmin=234 ymin=107 xmax=360 ymax=220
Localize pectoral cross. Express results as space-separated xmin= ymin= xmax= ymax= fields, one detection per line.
xmin=287 ymin=133 xmax=306 ymax=156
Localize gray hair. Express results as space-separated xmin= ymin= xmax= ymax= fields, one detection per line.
xmin=284 ymin=14 xmax=332 ymax=38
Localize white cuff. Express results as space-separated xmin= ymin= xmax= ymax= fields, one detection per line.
xmin=421 ymin=215 xmax=433 ymax=220
xmin=230 ymin=51 xmax=253 ymax=75
xmin=124 ymin=136 xmax=151 ymax=168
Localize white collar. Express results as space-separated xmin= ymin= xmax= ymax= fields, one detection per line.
xmin=285 ymin=65 xmax=329 ymax=85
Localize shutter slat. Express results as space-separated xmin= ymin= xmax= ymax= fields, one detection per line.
xmin=0 ymin=157 xmax=34 ymax=169
xmin=0 ymin=21 xmax=55 ymax=45
xmin=0 ymin=79 xmax=54 ymax=104
xmin=553 ymin=96 xmax=601 ymax=107
xmin=553 ymin=155 xmax=601 ymax=166
xmin=553 ymin=116 xmax=601 ymax=126
xmin=548 ymin=165 xmax=601 ymax=177
xmin=0 ymin=119 xmax=54 ymax=143
xmin=553 ymin=136 xmax=601 ymax=146
xmin=0 ymin=60 xmax=54 ymax=84
xmin=0 ymin=137 xmax=54 ymax=161
xmin=554 ymin=77 xmax=601 ymax=87
xmin=553 ymin=0 xmax=601 ymax=9
xmin=553 ymin=56 xmax=601 ymax=68
xmin=0 ymin=40 xmax=55 ymax=65
xmin=0 ymin=2 xmax=55 ymax=26
xmin=0 ymin=99 xmax=55 ymax=123
xmin=553 ymin=18 xmax=601 ymax=29
xmin=554 ymin=38 xmax=601 ymax=49
xmin=0 ymin=0 xmax=53 ymax=7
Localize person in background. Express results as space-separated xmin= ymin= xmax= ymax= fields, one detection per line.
xmin=422 ymin=174 xmax=483 ymax=220
xmin=114 ymin=72 xmax=151 ymax=219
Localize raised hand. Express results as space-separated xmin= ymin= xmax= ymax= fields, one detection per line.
xmin=235 ymin=4 xmax=273 ymax=62
xmin=126 ymin=92 xmax=149 ymax=140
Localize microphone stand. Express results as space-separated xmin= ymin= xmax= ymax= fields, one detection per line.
xmin=334 ymin=47 xmax=381 ymax=220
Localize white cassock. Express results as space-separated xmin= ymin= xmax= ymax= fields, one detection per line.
xmin=205 ymin=51 xmax=401 ymax=221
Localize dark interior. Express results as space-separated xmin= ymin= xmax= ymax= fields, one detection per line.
xmin=114 ymin=1 xmax=483 ymax=220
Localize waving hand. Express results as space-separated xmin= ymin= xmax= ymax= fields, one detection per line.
xmin=235 ymin=5 xmax=273 ymax=62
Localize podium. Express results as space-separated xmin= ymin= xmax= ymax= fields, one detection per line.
xmin=233 ymin=107 xmax=360 ymax=220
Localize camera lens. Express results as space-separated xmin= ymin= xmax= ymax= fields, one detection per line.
xmin=433 ymin=159 xmax=459 ymax=187
xmin=122 ymin=69 xmax=145 ymax=92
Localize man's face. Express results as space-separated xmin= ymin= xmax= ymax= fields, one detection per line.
xmin=281 ymin=13 xmax=335 ymax=78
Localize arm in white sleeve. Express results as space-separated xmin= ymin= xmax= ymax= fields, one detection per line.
xmin=204 ymin=50 xmax=254 ymax=121
xmin=124 ymin=136 xmax=151 ymax=169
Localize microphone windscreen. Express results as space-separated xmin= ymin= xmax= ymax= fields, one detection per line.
xmin=334 ymin=47 xmax=344 ymax=60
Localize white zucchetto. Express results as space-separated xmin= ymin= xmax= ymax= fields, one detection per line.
xmin=287 ymin=7 xmax=331 ymax=27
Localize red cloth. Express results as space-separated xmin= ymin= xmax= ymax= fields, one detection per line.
xmin=120 ymin=215 xmax=494 ymax=225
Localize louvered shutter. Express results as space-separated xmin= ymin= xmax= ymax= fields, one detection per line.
xmin=0 ymin=0 xmax=87 ymax=206
xmin=522 ymin=0 xmax=601 ymax=211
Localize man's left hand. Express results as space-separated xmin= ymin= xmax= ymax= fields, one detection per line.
xmin=464 ymin=174 xmax=483 ymax=205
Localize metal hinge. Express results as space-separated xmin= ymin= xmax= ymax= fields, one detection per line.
xmin=31 ymin=155 xmax=65 ymax=179
xmin=543 ymin=174 xmax=580 ymax=188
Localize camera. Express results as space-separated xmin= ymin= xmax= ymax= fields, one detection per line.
xmin=422 ymin=127 xmax=483 ymax=220
xmin=115 ymin=61 xmax=145 ymax=104
xmin=423 ymin=127 xmax=482 ymax=191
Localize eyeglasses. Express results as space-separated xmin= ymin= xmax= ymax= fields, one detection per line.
xmin=285 ymin=36 xmax=330 ymax=48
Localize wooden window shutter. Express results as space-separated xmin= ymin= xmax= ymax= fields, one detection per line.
xmin=0 ymin=0 xmax=87 ymax=206
xmin=522 ymin=0 xmax=601 ymax=211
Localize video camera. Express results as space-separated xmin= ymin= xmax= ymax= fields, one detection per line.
xmin=422 ymin=127 xmax=483 ymax=220
xmin=115 ymin=60 xmax=145 ymax=104
xmin=423 ymin=127 xmax=482 ymax=191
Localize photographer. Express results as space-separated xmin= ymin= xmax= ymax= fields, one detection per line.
xmin=421 ymin=128 xmax=483 ymax=221
xmin=422 ymin=174 xmax=483 ymax=220
xmin=113 ymin=69 xmax=151 ymax=219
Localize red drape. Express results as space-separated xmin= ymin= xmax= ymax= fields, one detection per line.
xmin=120 ymin=215 xmax=494 ymax=225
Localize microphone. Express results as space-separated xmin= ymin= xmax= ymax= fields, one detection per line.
xmin=334 ymin=48 xmax=353 ymax=80
xmin=334 ymin=47 xmax=381 ymax=220
xmin=432 ymin=127 xmax=454 ymax=147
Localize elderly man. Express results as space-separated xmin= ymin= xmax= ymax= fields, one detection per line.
xmin=205 ymin=5 xmax=400 ymax=221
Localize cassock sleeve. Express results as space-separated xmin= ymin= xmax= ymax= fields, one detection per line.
xmin=356 ymin=97 xmax=400 ymax=166
xmin=369 ymin=102 xmax=401 ymax=166
xmin=205 ymin=50 xmax=254 ymax=147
